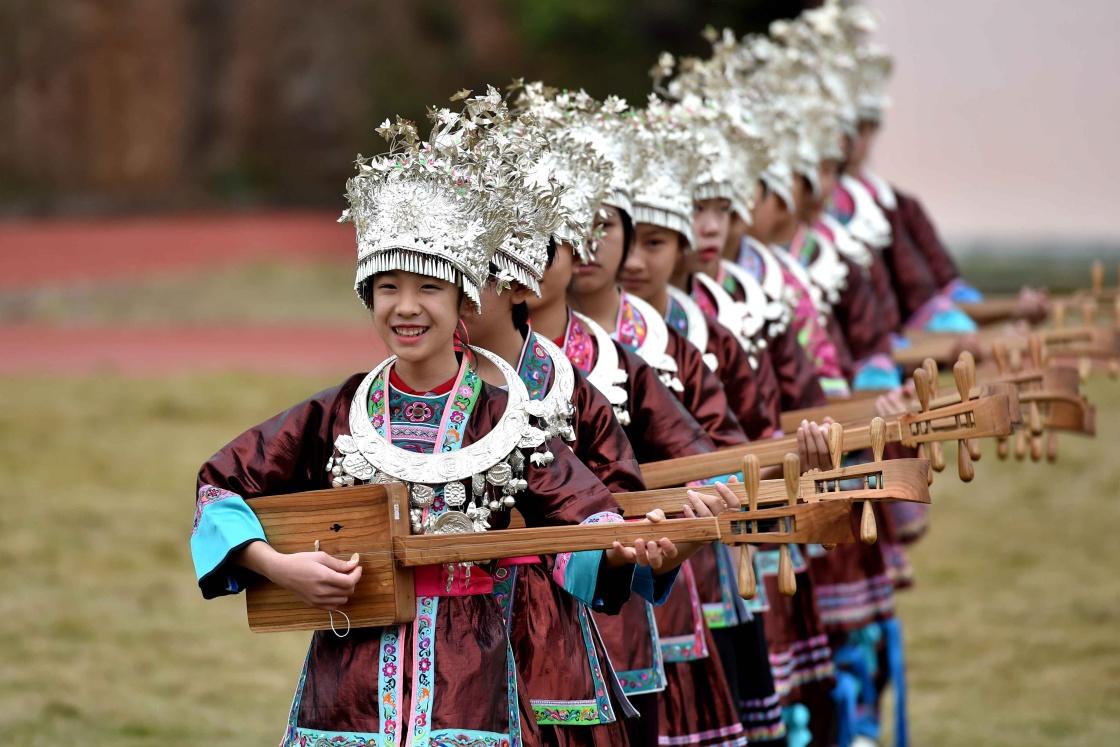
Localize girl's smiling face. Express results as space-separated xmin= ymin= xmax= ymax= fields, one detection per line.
xmin=370 ymin=271 xmax=466 ymax=363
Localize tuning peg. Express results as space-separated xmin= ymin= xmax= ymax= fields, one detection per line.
xmin=992 ymin=341 xmax=1010 ymax=375
xmin=1092 ymin=259 xmax=1104 ymax=296
xmin=870 ymin=417 xmax=886 ymax=463
xmin=922 ymin=359 xmax=940 ymax=397
xmin=1046 ymin=431 xmax=1058 ymax=463
xmin=911 ymin=368 xmax=937 ymax=484
xmin=778 ymin=454 xmax=799 ymax=596
xmin=1014 ymin=428 xmax=1028 ymax=461
xmin=1030 ymin=433 xmax=1043 ymax=462
xmin=1078 ymin=357 xmax=1091 ymax=383
xmin=1081 ymin=298 xmax=1096 ymax=326
xmin=997 ymin=437 xmax=1010 ymax=460
xmin=952 ymin=359 xmax=976 ymax=482
xmin=860 ymin=417 xmax=883 ymax=544
xmin=1053 ymin=301 xmax=1066 ymax=329
xmin=738 ymin=456 xmax=761 ymax=602
xmin=1113 ymin=296 xmax=1120 ymax=328
xmin=737 ymin=545 xmax=756 ymax=600
xmin=1027 ymin=336 xmax=1044 ymax=370
xmin=958 ymin=352 xmax=982 ymax=461
xmin=828 ymin=422 xmax=844 ymax=471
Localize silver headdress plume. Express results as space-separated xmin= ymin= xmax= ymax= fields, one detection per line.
xmin=505 ymin=83 xmax=616 ymax=266
xmin=341 ymin=89 xmax=513 ymax=311
xmin=513 ymin=82 xmax=636 ymax=217
xmin=651 ymin=40 xmax=770 ymax=221
xmin=626 ymin=95 xmax=703 ymax=247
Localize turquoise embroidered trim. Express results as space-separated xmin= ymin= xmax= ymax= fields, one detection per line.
xmin=506 ymin=639 xmax=522 ymax=747
xmin=516 ymin=333 xmax=554 ymax=401
xmin=286 ymin=728 xmax=382 ymax=746
xmin=378 ymin=625 xmax=403 ymax=745
xmin=531 ymin=700 xmax=603 ymax=726
xmin=190 ymin=488 xmax=265 ymax=584
xmin=407 ymin=596 xmax=439 ymax=745
xmin=286 ymin=727 xmax=513 ymax=747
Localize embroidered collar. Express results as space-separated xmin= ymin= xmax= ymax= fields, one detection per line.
xmin=819 ymin=213 xmax=872 ymax=268
xmin=566 ymin=311 xmax=631 ymax=425
xmin=333 ymin=346 xmax=551 ymax=534
xmin=805 ymin=222 xmax=851 ymax=306
xmin=613 ymin=292 xmax=683 ymax=393
xmin=666 ymin=286 xmax=718 ymax=372
xmin=517 ymin=330 xmax=577 ymax=443
xmin=839 ymin=174 xmax=892 ymax=249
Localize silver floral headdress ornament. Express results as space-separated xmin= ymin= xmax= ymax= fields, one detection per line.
xmin=625 ymin=95 xmax=702 ymax=247
xmin=340 ymin=89 xmax=513 ymax=312
xmin=507 ymin=82 xmax=617 ymax=265
xmin=651 ymin=40 xmax=771 ymax=222
xmin=513 ymin=82 xmax=637 ymax=219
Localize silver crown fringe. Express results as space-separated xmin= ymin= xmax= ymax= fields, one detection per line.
xmin=355 ymin=249 xmax=482 ymax=311
xmin=491 ymin=253 xmax=542 ymax=296
xmin=631 ymin=203 xmax=696 ymax=249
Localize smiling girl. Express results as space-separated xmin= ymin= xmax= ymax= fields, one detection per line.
xmin=190 ymin=99 xmax=662 ymax=746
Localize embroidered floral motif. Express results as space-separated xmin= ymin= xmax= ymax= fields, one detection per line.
xmin=563 ymin=313 xmax=597 ymax=375
xmin=613 ymin=295 xmax=648 ymax=353
xmin=516 ymin=338 xmax=554 ymax=401
xmin=665 ymin=297 xmax=689 ymax=336
xmin=404 ymin=401 xmax=434 ymax=423
xmin=408 ymin=596 xmax=439 ymax=745
xmin=377 ymin=625 xmax=402 ymax=745
xmin=192 ymin=485 xmax=239 ymax=534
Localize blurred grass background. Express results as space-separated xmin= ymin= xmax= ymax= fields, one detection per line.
xmin=2 ymin=368 xmax=1118 ymax=745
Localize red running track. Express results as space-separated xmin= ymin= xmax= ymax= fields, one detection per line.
xmin=0 ymin=211 xmax=352 ymax=288
xmin=0 ymin=324 xmax=389 ymax=376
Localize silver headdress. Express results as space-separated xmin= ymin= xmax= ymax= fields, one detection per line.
xmin=651 ymin=45 xmax=770 ymax=221
xmin=626 ymin=96 xmax=702 ymax=247
xmin=483 ymin=111 xmax=568 ymax=295
xmin=341 ymin=91 xmax=513 ymax=311
xmin=514 ymin=83 xmax=636 ymax=217
xmin=507 ymin=83 xmax=617 ymax=265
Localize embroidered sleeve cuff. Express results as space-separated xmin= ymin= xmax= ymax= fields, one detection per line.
xmin=553 ymin=512 xmax=633 ymax=612
xmin=632 ymin=564 xmax=680 ymax=605
xmin=852 ymin=354 xmax=903 ymax=392
xmin=945 ymin=279 xmax=983 ymax=304
xmin=191 ymin=485 xmax=266 ymax=599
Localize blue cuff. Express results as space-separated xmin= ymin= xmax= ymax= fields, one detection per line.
xmin=853 ymin=364 xmax=903 ymax=392
xmin=632 ymin=564 xmax=680 ymax=606
xmin=926 ymin=307 xmax=978 ymax=333
xmin=948 ymin=283 xmax=983 ymax=303
xmin=191 ymin=493 xmax=266 ymax=599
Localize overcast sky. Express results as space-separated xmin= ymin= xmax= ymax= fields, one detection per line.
xmin=867 ymin=0 xmax=1119 ymax=241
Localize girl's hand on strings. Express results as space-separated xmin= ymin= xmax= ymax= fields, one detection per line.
xmin=237 ymin=541 xmax=362 ymax=610
xmin=607 ymin=509 xmax=680 ymax=571
xmin=796 ymin=419 xmax=833 ymax=472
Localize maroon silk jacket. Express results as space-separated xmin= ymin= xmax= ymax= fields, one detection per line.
xmin=895 ymin=188 xmax=960 ymax=289
xmin=664 ymin=326 xmax=746 ymax=450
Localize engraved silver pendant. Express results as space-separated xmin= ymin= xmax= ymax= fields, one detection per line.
xmin=432 ymin=511 xmax=476 ymax=535
xmin=486 ymin=462 xmax=512 ymax=487
xmin=443 ymin=480 xmax=467 ymax=508
xmin=410 ymin=483 xmax=436 ymax=508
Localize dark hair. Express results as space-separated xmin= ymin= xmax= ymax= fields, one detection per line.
xmin=618 ymin=207 xmax=635 ymax=267
xmin=545 ymin=236 xmax=558 ymax=267
xmin=757 ymin=178 xmax=770 ymax=199
xmin=511 ymin=301 xmax=530 ymax=336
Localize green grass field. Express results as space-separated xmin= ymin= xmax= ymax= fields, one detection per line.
xmin=1 ymin=372 xmax=1118 ymax=746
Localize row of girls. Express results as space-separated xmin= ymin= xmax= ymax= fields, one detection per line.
xmin=189 ymin=3 xmax=1029 ymax=746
